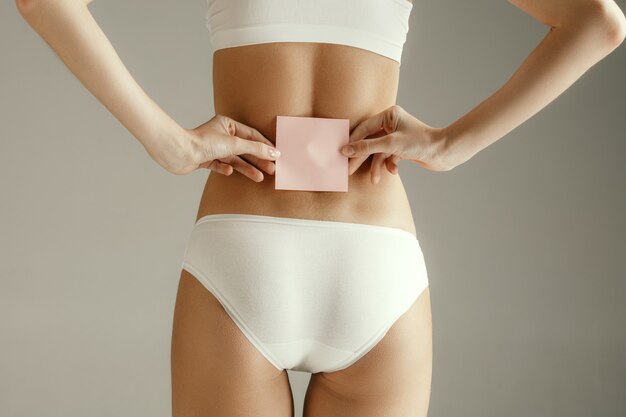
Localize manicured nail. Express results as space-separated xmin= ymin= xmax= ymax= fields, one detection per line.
xmin=341 ymin=146 xmax=355 ymax=156
xmin=269 ymin=148 xmax=281 ymax=158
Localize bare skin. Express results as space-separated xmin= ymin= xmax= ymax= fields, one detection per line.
xmin=196 ymin=40 xmax=419 ymax=233
xmin=175 ymin=39 xmax=433 ymax=416
xmin=16 ymin=0 xmax=625 ymax=415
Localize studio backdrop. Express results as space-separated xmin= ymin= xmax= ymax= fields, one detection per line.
xmin=1 ymin=0 xmax=625 ymax=416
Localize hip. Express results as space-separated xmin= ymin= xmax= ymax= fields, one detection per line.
xmin=180 ymin=209 xmax=429 ymax=373
xmin=194 ymin=157 xmax=418 ymax=238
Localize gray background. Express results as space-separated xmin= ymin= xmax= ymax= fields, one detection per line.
xmin=2 ymin=0 xmax=625 ymax=416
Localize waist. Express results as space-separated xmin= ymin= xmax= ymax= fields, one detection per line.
xmin=195 ymin=156 xmax=417 ymax=236
xmin=205 ymin=44 xmax=413 ymax=232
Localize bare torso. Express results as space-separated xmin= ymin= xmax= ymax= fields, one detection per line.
xmin=195 ymin=41 xmax=417 ymax=236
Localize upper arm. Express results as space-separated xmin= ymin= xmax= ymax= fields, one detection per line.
xmin=507 ymin=0 xmax=626 ymax=29
xmin=507 ymin=0 xmax=626 ymax=44
xmin=17 ymin=0 xmax=95 ymax=15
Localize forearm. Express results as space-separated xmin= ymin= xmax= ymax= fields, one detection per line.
xmin=16 ymin=0 xmax=187 ymax=156
xmin=440 ymin=3 xmax=626 ymax=168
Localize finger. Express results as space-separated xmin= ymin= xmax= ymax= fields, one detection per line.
xmin=227 ymin=119 xmax=281 ymax=160
xmin=381 ymin=153 xmax=392 ymax=175
xmin=239 ymin=153 xmax=276 ymax=175
xmin=226 ymin=117 xmax=275 ymax=147
xmin=348 ymin=153 xmax=372 ymax=176
xmin=348 ymin=155 xmax=363 ymax=176
xmin=349 ymin=110 xmax=388 ymax=144
xmin=220 ymin=162 xmax=234 ymax=176
xmin=232 ymin=135 xmax=281 ymax=161
xmin=348 ymin=154 xmax=363 ymax=176
xmin=370 ymin=153 xmax=383 ymax=184
xmin=375 ymin=153 xmax=392 ymax=183
xmin=341 ymin=134 xmax=396 ymax=159
xmin=344 ymin=110 xmax=391 ymax=175
xmin=198 ymin=160 xmax=211 ymax=170
xmin=201 ymin=159 xmax=233 ymax=176
xmin=348 ymin=154 xmax=374 ymax=176
xmin=229 ymin=155 xmax=265 ymax=182
xmin=389 ymin=154 xmax=401 ymax=173
xmin=347 ymin=132 xmax=388 ymax=174
xmin=370 ymin=154 xmax=381 ymax=184
xmin=385 ymin=156 xmax=398 ymax=175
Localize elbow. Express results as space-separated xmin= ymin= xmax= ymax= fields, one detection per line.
xmin=606 ymin=11 xmax=626 ymax=47
xmin=16 ymin=0 xmax=38 ymax=17
xmin=589 ymin=0 xmax=626 ymax=48
xmin=16 ymin=0 xmax=93 ymax=17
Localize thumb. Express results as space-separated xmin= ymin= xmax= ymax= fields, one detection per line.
xmin=232 ymin=136 xmax=281 ymax=160
xmin=341 ymin=135 xmax=393 ymax=158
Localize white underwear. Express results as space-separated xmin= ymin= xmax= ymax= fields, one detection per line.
xmin=180 ymin=213 xmax=429 ymax=374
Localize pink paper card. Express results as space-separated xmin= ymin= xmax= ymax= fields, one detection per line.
xmin=274 ymin=115 xmax=350 ymax=192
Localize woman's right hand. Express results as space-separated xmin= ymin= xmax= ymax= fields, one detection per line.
xmin=167 ymin=114 xmax=281 ymax=180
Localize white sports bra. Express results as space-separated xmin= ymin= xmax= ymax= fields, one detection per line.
xmin=205 ymin=0 xmax=413 ymax=65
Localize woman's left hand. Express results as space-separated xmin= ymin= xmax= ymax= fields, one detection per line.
xmin=341 ymin=105 xmax=452 ymax=183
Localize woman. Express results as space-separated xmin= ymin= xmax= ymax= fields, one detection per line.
xmin=17 ymin=0 xmax=625 ymax=415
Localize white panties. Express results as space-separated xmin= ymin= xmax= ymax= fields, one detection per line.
xmin=181 ymin=213 xmax=429 ymax=374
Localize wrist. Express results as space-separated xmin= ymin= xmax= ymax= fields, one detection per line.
xmin=437 ymin=124 xmax=479 ymax=170
xmin=144 ymin=121 xmax=195 ymax=173
xmin=428 ymin=125 xmax=456 ymax=171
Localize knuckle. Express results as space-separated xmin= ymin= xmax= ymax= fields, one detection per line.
xmin=218 ymin=114 xmax=236 ymax=136
xmin=214 ymin=113 xmax=228 ymax=127
xmin=359 ymin=140 xmax=369 ymax=155
xmin=215 ymin=113 xmax=229 ymax=124
xmin=384 ymin=106 xmax=401 ymax=132
xmin=253 ymin=140 xmax=264 ymax=157
xmin=390 ymin=104 xmax=403 ymax=113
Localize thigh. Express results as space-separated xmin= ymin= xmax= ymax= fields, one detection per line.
xmin=171 ymin=269 xmax=294 ymax=417
xmin=303 ymin=287 xmax=432 ymax=417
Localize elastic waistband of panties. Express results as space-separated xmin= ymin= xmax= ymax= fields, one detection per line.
xmin=193 ymin=213 xmax=418 ymax=241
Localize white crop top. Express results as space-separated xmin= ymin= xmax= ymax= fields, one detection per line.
xmin=205 ymin=0 xmax=413 ymax=65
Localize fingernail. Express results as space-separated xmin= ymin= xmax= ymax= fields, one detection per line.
xmin=374 ymin=174 xmax=380 ymax=184
xmin=269 ymin=148 xmax=281 ymax=158
xmin=341 ymin=146 xmax=355 ymax=156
